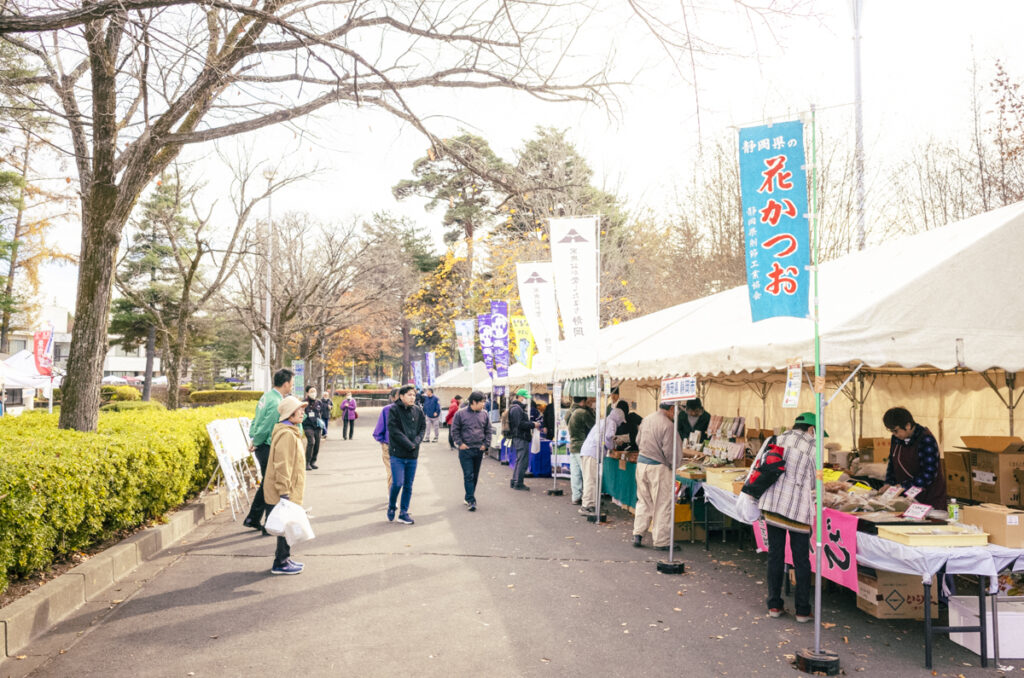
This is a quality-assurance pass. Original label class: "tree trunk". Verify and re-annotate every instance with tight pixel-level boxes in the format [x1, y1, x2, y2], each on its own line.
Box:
[165, 347, 182, 410]
[0, 137, 30, 354]
[142, 324, 156, 401]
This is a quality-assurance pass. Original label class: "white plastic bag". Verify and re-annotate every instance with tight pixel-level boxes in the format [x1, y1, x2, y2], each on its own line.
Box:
[265, 498, 316, 546]
[734, 491, 762, 524]
[530, 428, 541, 455]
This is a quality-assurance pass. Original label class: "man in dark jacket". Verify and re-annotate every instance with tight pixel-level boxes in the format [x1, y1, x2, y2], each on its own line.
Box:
[422, 388, 441, 443]
[507, 388, 539, 490]
[676, 398, 711, 447]
[386, 385, 426, 524]
[567, 397, 596, 504]
[451, 390, 493, 511]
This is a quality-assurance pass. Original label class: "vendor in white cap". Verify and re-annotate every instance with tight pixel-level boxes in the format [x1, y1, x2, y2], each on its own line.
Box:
[264, 395, 308, 575]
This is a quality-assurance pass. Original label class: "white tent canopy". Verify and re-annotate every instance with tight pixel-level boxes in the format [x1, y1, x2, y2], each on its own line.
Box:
[2, 350, 55, 389]
[433, 362, 491, 389]
[603, 202, 1024, 380]
[493, 362, 532, 386]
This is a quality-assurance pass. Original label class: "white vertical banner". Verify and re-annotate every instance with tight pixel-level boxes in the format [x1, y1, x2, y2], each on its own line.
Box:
[516, 262, 560, 358]
[549, 216, 599, 340]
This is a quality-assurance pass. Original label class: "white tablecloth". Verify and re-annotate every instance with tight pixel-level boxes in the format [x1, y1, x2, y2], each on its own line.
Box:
[700, 483, 1024, 585]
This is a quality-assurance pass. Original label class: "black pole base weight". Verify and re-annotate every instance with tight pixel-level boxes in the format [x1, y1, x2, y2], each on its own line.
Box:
[586, 513, 607, 523]
[546, 489, 564, 496]
[795, 649, 840, 676]
[656, 560, 685, 575]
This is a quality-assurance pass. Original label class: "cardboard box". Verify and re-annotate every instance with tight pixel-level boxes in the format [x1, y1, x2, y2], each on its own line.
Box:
[961, 503, 1024, 548]
[944, 450, 973, 501]
[958, 436, 1024, 508]
[855, 570, 937, 619]
[673, 503, 692, 523]
[673, 521, 705, 542]
[948, 595, 1024, 658]
[827, 449, 853, 468]
[858, 437, 891, 464]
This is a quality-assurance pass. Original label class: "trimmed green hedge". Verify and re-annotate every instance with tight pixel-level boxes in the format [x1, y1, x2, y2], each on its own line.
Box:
[99, 401, 167, 412]
[0, 403, 254, 593]
[189, 390, 262, 405]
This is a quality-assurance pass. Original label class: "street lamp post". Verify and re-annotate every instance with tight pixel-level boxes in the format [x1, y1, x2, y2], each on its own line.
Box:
[263, 167, 276, 389]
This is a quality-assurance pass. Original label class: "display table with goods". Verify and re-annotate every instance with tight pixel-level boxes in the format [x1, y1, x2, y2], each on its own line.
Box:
[500, 438, 553, 477]
[699, 481, 1024, 669]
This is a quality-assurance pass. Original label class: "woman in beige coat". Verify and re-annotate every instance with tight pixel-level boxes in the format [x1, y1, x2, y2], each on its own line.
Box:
[264, 395, 307, 575]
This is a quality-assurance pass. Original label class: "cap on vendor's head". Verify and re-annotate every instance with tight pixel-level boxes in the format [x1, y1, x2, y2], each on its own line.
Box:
[610, 386, 620, 395]
[658, 402, 674, 411]
[277, 395, 305, 420]
[685, 398, 703, 411]
[515, 388, 530, 398]
[794, 411, 829, 437]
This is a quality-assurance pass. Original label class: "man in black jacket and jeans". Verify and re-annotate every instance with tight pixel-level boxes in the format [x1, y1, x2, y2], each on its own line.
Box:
[508, 388, 540, 490]
[451, 390, 493, 511]
[386, 385, 426, 524]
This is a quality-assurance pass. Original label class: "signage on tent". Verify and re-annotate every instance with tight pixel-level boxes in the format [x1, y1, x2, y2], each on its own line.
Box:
[515, 262, 560, 358]
[549, 217, 599, 340]
[660, 376, 697, 402]
[738, 120, 811, 322]
[782, 359, 802, 408]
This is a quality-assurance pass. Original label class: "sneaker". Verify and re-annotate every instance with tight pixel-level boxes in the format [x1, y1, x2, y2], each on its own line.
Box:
[306, 465, 314, 470]
[242, 517, 262, 531]
[270, 561, 303, 575]
[397, 513, 415, 525]
[310, 463, 318, 469]
[468, 502, 477, 512]
[286, 558, 304, 568]
[768, 608, 785, 618]
[795, 614, 812, 624]
[578, 506, 595, 515]
[653, 545, 670, 551]
[387, 508, 396, 522]
[632, 534, 643, 548]
[512, 483, 530, 491]
[571, 498, 582, 505]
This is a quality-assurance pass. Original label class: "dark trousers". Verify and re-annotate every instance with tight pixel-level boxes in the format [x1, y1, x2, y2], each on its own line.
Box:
[274, 536, 290, 568]
[511, 438, 530, 485]
[245, 444, 272, 524]
[388, 456, 418, 513]
[342, 418, 354, 440]
[459, 448, 484, 503]
[766, 523, 811, 616]
[304, 426, 321, 466]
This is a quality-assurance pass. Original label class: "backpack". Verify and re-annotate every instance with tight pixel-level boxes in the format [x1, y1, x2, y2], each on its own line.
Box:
[741, 436, 786, 499]
[501, 407, 511, 437]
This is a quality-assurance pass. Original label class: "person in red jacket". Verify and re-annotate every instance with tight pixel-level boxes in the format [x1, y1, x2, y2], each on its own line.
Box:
[445, 395, 463, 449]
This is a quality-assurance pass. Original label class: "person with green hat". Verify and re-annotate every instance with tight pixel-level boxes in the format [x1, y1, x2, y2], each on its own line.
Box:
[507, 388, 540, 490]
[757, 411, 821, 623]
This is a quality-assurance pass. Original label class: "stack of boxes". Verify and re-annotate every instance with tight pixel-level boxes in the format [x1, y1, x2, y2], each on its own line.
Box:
[946, 436, 1024, 508]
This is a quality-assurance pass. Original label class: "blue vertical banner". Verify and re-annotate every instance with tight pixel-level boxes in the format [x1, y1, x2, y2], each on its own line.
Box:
[425, 352, 437, 386]
[477, 313, 494, 377]
[739, 120, 810, 322]
[413, 360, 424, 389]
[489, 300, 510, 379]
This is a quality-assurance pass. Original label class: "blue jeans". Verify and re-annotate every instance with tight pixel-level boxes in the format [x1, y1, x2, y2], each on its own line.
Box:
[569, 452, 583, 501]
[389, 456, 418, 513]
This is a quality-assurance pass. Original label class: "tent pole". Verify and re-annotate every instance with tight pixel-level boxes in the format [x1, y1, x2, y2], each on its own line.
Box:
[811, 103, 826, 659]
[594, 215, 604, 526]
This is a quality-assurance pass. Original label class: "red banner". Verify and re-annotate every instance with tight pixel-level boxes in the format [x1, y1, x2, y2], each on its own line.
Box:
[753, 507, 859, 593]
[33, 329, 53, 376]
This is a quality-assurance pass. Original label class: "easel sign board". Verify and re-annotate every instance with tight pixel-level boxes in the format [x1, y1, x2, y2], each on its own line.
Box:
[206, 421, 242, 491]
[660, 376, 697, 403]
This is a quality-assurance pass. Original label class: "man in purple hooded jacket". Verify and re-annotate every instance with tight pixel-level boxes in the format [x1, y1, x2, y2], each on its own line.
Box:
[373, 388, 399, 491]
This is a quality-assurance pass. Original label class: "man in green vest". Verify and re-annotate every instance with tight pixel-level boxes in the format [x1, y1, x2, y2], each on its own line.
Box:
[243, 368, 295, 532]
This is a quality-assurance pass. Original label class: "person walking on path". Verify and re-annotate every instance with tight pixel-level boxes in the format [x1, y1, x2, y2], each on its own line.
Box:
[632, 402, 684, 550]
[451, 390, 492, 511]
[319, 393, 333, 438]
[445, 395, 463, 449]
[508, 389, 540, 491]
[387, 385, 426, 524]
[243, 368, 294, 533]
[339, 391, 358, 440]
[422, 387, 441, 442]
[264, 395, 308, 575]
[757, 411, 821, 623]
[579, 400, 626, 515]
[302, 385, 327, 470]
[372, 389, 399, 491]
[567, 397, 596, 504]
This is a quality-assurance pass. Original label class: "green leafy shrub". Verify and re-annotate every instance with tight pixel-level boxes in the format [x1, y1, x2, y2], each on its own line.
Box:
[189, 390, 262, 405]
[109, 385, 142, 401]
[99, 401, 167, 412]
[213, 383, 234, 391]
[0, 402, 254, 593]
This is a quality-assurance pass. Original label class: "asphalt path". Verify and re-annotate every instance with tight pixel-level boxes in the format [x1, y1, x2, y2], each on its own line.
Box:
[6, 408, 1008, 678]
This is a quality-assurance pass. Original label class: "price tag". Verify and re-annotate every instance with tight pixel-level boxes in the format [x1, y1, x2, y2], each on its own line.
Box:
[821, 468, 844, 483]
[904, 485, 923, 501]
[850, 482, 873, 493]
[880, 485, 904, 502]
[902, 502, 932, 520]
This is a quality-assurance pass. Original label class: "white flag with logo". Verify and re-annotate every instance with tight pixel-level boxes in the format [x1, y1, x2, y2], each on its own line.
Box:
[549, 216, 599, 340]
[516, 262, 560, 358]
